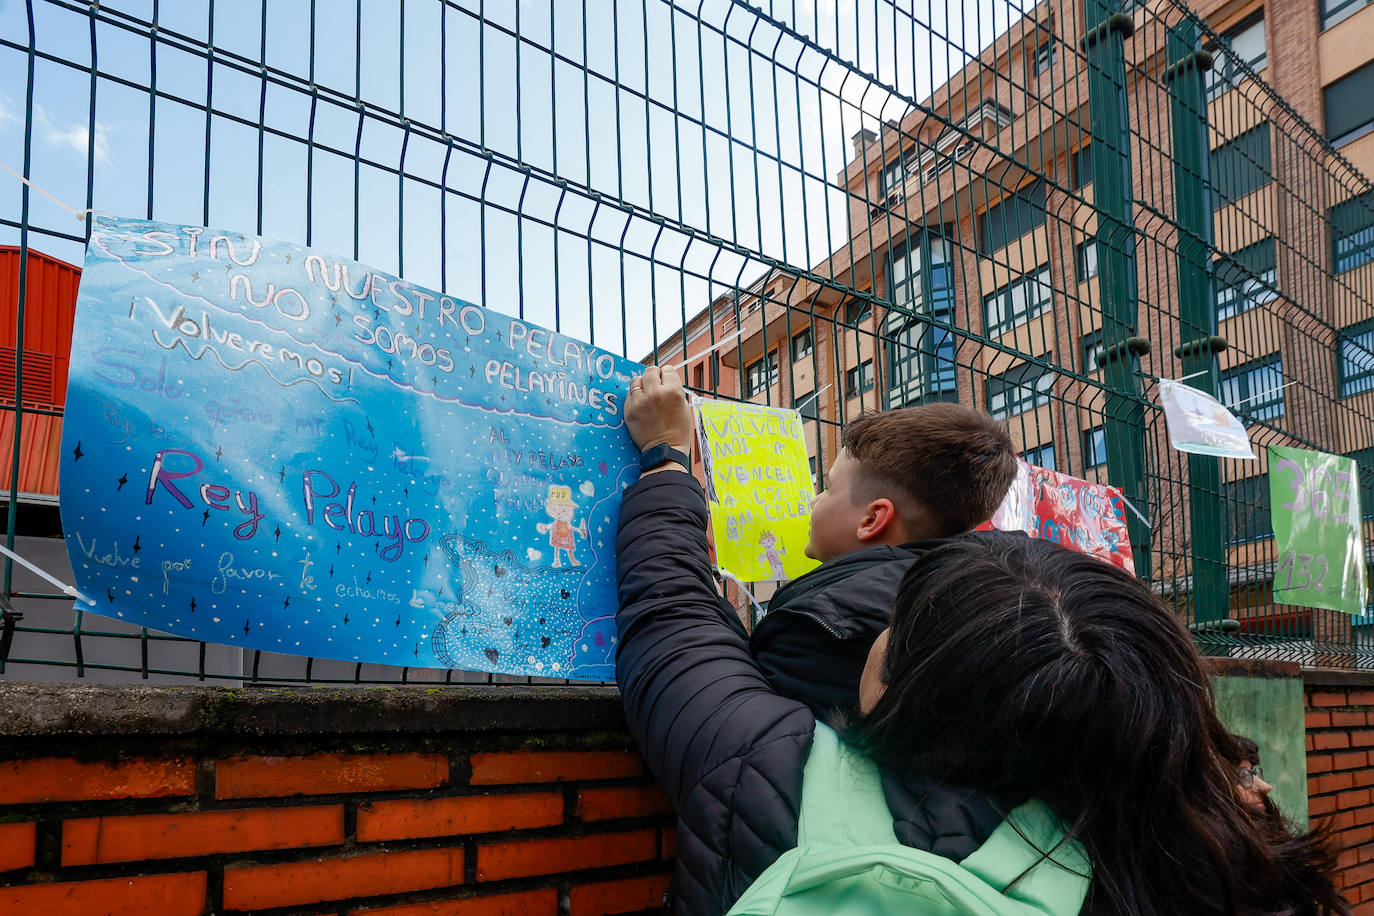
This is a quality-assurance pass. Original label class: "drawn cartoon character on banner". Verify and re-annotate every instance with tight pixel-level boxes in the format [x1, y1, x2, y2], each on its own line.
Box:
[758, 530, 786, 580]
[536, 485, 588, 568]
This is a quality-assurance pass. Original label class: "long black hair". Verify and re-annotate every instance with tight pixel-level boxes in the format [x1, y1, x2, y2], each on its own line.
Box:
[847, 532, 1347, 915]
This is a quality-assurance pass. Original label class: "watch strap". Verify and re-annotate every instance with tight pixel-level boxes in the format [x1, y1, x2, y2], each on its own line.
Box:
[640, 443, 691, 472]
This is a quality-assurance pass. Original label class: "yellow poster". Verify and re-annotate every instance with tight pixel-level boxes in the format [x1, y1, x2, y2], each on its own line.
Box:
[694, 399, 820, 582]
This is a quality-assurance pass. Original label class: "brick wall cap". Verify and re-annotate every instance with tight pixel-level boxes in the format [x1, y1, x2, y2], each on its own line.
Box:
[1206, 658, 1302, 679]
[1303, 669, 1374, 690]
[0, 683, 624, 739]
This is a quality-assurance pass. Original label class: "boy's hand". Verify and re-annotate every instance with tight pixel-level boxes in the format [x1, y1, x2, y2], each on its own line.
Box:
[626, 366, 694, 469]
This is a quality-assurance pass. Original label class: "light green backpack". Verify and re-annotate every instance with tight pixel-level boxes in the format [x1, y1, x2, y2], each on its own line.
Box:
[727, 723, 1091, 916]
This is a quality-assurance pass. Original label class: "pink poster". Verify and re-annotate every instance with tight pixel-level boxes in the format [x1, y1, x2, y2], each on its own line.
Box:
[977, 460, 1135, 574]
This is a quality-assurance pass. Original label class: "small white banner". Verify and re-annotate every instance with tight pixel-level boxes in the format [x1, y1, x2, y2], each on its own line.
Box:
[1158, 377, 1256, 460]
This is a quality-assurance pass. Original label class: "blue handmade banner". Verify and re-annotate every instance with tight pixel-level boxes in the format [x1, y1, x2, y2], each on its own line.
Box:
[59, 216, 641, 680]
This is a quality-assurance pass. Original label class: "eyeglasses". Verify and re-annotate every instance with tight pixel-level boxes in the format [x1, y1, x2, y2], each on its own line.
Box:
[1237, 766, 1264, 788]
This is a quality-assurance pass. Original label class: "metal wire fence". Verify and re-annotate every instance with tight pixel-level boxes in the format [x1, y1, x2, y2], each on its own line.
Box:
[0, 0, 1371, 682]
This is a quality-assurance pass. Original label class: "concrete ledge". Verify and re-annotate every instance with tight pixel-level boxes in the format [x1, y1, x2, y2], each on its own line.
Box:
[1301, 668, 1374, 689]
[1206, 658, 1302, 679]
[0, 682, 626, 738]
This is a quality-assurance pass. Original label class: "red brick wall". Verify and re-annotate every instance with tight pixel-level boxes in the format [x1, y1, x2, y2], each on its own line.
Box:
[1307, 671, 1374, 913]
[0, 685, 673, 916]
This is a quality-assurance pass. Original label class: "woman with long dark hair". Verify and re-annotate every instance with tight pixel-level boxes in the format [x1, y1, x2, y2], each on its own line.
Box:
[616, 366, 1346, 916]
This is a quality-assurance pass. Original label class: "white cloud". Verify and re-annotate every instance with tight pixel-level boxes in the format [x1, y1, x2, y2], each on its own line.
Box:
[34, 104, 112, 168]
[0, 92, 17, 130]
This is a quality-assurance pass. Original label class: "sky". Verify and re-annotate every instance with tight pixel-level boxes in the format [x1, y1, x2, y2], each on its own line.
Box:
[0, 0, 1026, 362]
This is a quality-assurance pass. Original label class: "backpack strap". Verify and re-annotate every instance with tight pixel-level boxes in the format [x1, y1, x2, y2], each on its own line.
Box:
[796, 723, 898, 848]
[961, 799, 1091, 913]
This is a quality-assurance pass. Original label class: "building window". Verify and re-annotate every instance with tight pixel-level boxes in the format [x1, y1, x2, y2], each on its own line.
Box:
[692, 362, 704, 389]
[845, 360, 875, 397]
[844, 298, 873, 326]
[978, 180, 1047, 255]
[1331, 191, 1374, 274]
[793, 392, 820, 420]
[983, 267, 1052, 337]
[1323, 0, 1374, 30]
[1081, 330, 1104, 374]
[745, 352, 778, 397]
[1083, 426, 1108, 469]
[791, 327, 813, 362]
[1325, 61, 1374, 147]
[1219, 355, 1285, 422]
[1076, 240, 1099, 281]
[1022, 442, 1057, 470]
[1339, 320, 1374, 397]
[880, 147, 915, 196]
[1033, 41, 1054, 76]
[1214, 238, 1278, 321]
[1210, 123, 1272, 210]
[886, 232, 958, 406]
[1206, 15, 1267, 98]
[1224, 473, 1272, 544]
[987, 359, 1054, 419]
[1071, 145, 1093, 190]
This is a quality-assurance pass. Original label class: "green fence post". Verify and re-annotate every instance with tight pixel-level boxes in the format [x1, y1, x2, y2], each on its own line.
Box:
[1165, 22, 1229, 626]
[1081, 0, 1151, 578]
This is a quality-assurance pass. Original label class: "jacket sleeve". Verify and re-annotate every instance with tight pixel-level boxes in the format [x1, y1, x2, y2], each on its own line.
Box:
[615, 471, 815, 899]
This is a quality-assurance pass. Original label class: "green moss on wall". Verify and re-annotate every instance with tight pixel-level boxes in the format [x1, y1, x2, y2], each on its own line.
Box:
[1212, 674, 1308, 828]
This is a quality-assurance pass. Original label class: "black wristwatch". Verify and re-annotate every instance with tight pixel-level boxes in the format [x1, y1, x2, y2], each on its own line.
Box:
[639, 443, 691, 472]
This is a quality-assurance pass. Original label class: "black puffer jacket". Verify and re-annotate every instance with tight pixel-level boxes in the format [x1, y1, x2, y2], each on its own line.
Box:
[615, 473, 1018, 916]
[752, 540, 944, 717]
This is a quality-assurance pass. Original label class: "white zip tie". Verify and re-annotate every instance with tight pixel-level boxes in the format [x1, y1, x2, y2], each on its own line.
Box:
[0, 542, 96, 605]
[1116, 493, 1153, 529]
[791, 384, 832, 410]
[717, 566, 769, 622]
[1226, 379, 1296, 410]
[665, 332, 743, 372]
[0, 158, 90, 221]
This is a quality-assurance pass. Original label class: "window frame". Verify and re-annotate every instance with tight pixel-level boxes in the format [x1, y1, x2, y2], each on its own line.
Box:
[790, 326, 814, 362]
[1022, 442, 1057, 471]
[1082, 425, 1108, 469]
[793, 392, 821, 421]
[978, 180, 1048, 255]
[845, 359, 876, 398]
[1219, 354, 1285, 423]
[1324, 61, 1374, 147]
[1209, 123, 1273, 211]
[1338, 320, 1374, 397]
[1322, 0, 1374, 31]
[885, 231, 959, 407]
[1205, 14, 1267, 99]
[1224, 472, 1273, 545]
[1075, 239, 1099, 282]
[982, 266, 1053, 337]
[986, 359, 1054, 419]
[1214, 237, 1279, 321]
[745, 351, 779, 397]
[1331, 191, 1374, 275]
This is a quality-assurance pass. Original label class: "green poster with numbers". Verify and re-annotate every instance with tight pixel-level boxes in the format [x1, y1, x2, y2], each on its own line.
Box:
[1267, 446, 1367, 615]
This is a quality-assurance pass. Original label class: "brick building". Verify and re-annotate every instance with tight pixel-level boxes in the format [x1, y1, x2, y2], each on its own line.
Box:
[654, 0, 1374, 623]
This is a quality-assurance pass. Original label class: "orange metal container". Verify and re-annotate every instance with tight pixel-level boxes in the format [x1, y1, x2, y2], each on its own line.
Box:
[0, 245, 81, 500]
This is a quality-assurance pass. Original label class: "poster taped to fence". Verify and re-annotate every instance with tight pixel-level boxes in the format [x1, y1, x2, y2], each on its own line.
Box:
[694, 399, 820, 582]
[1267, 446, 1367, 615]
[58, 215, 643, 680]
[1158, 377, 1256, 460]
[977, 459, 1135, 573]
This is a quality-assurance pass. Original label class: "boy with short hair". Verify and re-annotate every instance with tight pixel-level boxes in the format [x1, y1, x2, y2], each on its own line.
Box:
[754, 402, 1019, 715]
[624, 367, 1018, 716]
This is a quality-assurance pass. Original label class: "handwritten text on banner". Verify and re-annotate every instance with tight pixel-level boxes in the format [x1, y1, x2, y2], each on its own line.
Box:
[60, 216, 642, 680]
